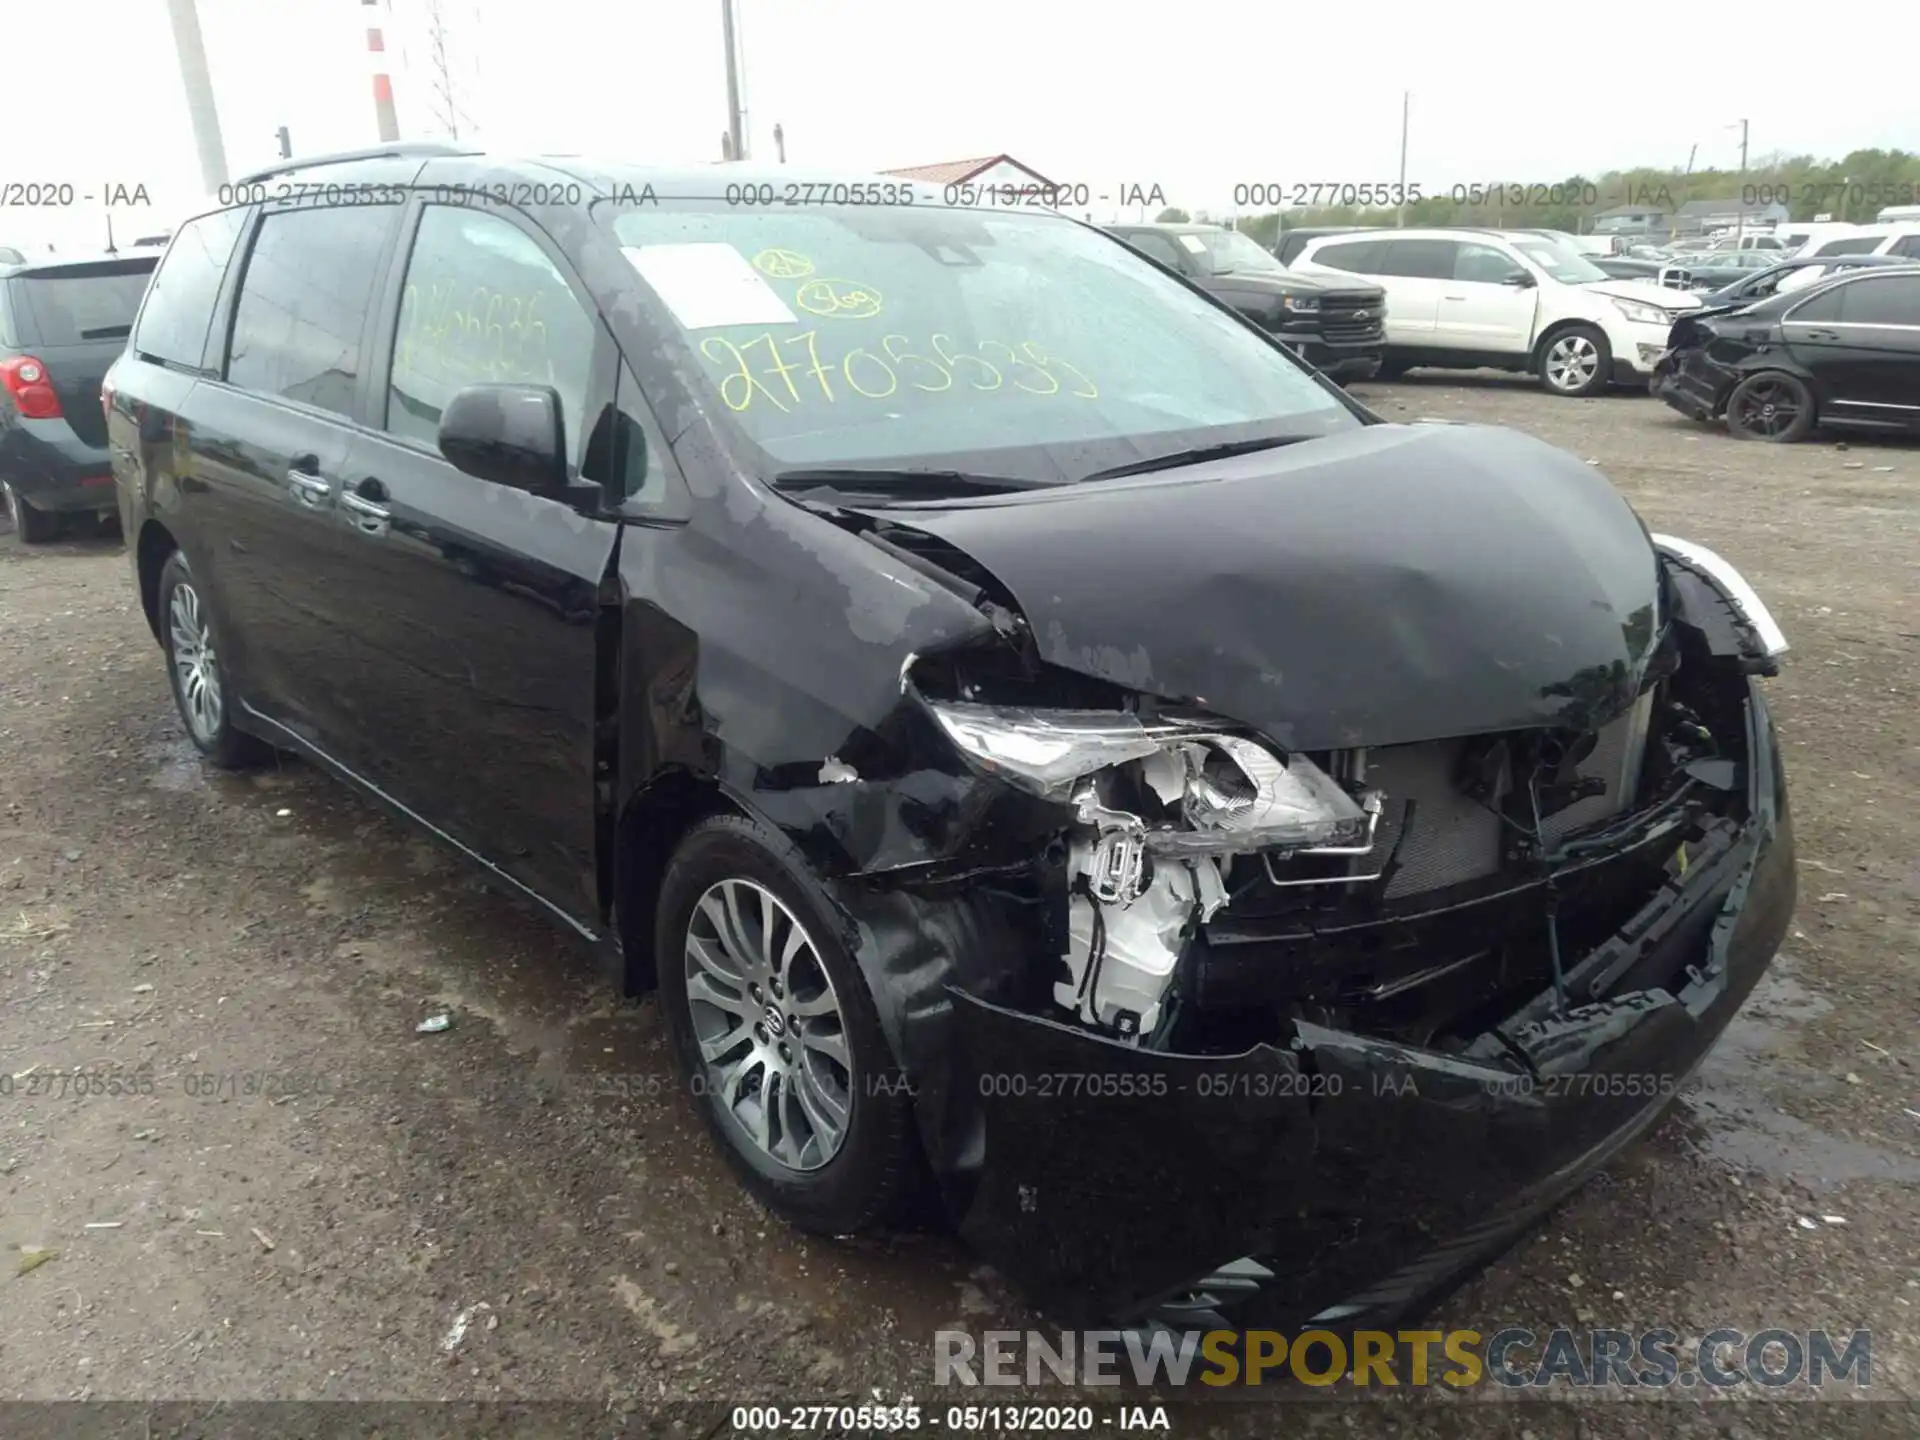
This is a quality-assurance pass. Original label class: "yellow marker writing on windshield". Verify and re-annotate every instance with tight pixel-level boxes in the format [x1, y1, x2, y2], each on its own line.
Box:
[695, 331, 1098, 411]
[795, 278, 883, 319]
[753, 248, 814, 279]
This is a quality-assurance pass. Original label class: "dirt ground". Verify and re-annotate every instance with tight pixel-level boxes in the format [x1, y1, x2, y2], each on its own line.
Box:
[1, 377, 1916, 1438]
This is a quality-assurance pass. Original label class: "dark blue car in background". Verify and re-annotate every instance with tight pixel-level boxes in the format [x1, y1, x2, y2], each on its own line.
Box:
[1, 252, 158, 541]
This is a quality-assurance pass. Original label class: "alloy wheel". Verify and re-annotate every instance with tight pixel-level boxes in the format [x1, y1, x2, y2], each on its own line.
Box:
[168, 581, 224, 742]
[683, 877, 853, 1171]
[1732, 378, 1801, 438]
[1544, 333, 1600, 392]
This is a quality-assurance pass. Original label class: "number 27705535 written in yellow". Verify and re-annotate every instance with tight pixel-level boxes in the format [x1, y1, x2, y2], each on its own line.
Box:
[697, 331, 1099, 412]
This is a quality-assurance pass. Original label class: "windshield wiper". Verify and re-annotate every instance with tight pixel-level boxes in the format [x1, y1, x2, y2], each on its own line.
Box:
[1077, 435, 1312, 484]
[770, 466, 1054, 499]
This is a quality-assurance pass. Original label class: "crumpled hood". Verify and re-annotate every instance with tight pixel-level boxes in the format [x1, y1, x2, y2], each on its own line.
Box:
[879, 424, 1662, 750]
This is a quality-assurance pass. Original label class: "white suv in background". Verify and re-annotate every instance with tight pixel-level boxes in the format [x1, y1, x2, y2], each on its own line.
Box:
[1775, 224, 1920, 293]
[1293, 229, 1702, 396]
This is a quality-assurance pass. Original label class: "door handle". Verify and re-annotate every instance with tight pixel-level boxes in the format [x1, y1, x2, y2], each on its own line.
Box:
[340, 479, 391, 536]
[340, 490, 390, 522]
[1443, 294, 1467, 301]
[1802, 328, 1839, 340]
[287, 469, 333, 507]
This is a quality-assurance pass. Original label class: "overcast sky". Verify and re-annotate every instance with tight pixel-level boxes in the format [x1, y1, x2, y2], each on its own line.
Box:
[10, 0, 1919, 252]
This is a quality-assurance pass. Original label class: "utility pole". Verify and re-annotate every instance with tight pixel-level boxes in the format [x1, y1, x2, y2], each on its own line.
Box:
[276, 126, 293, 159]
[1396, 91, 1410, 227]
[165, 0, 229, 194]
[773, 122, 785, 164]
[363, 0, 400, 144]
[721, 0, 745, 162]
[1734, 118, 1750, 247]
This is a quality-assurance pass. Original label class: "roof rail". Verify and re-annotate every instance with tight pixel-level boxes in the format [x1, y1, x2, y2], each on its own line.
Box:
[233, 142, 474, 187]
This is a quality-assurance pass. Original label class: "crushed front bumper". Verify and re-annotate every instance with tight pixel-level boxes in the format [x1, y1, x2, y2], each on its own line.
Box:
[938, 684, 1794, 1327]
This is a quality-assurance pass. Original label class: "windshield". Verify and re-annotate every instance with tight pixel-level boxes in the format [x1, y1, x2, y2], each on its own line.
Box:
[1512, 240, 1609, 284]
[608, 202, 1354, 484]
[1193, 230, 1286, 275]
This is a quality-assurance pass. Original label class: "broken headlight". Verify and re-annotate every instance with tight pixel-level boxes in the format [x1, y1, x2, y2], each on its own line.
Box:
[925, 703, 1189, 796]
[926, 701, 1371, 853]
[926, 702, 1378, 1040]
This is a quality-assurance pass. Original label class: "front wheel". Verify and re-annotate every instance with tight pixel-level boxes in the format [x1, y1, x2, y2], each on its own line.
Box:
[3, 483, 58, 543]
[1724, 371, 1815, 442]
[158, 550, 270, 769]
[1536, 325, 1613, 397]
[655, 814, 918, 1235]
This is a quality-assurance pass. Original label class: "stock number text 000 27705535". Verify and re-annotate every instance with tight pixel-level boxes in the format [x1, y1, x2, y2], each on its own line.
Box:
[697, 331, 1099, 413]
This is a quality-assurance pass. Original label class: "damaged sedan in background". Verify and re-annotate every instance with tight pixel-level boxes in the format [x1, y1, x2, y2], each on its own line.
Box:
[115, 159, 1797, 1336]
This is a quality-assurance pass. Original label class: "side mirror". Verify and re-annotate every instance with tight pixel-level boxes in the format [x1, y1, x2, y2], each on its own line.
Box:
[1501, 271, 1537, 288]
[437, 384, 568, 498]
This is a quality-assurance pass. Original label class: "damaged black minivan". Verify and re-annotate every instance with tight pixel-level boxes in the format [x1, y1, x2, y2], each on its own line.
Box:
[108, 146, 1795, 1330]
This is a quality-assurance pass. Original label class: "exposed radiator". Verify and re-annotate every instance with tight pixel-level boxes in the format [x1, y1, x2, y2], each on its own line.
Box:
[1351, 698, 1651, 899]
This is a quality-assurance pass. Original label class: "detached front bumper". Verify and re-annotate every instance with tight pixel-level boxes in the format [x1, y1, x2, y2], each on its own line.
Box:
[938, 684, 1794, 1327]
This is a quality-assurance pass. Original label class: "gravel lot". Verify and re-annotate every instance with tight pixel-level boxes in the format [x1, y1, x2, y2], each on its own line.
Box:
[1, 376, 1916, 1436]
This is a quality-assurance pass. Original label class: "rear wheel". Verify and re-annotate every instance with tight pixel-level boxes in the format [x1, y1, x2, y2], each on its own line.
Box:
[1724, 371, 1815, 442]
[158, 550, 270, 769]
[3, 483, 58, 543]
[1536, 324, 1612, 397]
[655, 814, 917, 1236]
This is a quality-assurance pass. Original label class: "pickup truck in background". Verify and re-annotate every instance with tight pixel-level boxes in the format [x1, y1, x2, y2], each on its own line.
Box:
[1104, 222, 1387, 383]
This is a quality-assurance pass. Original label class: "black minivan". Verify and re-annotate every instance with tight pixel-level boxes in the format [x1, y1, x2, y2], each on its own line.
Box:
[108, 144, 1796, 1330]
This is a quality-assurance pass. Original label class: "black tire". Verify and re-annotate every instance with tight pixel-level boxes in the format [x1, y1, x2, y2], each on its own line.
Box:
[1375, 359, 1411, 381]
[1724, 370, 1815, 443]
[157, 550, 270, 769]
[4, 483, 58, 543]
[1535, 323, 1613, 397]
[655, 813, 916, 1236]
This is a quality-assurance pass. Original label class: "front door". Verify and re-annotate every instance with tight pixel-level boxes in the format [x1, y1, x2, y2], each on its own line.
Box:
[320, 199, 623, 927]
[1434, 241, 1540, 351]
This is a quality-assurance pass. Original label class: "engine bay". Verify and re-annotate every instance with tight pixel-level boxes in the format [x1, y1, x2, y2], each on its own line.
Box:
[904, 557, 1753, 1058]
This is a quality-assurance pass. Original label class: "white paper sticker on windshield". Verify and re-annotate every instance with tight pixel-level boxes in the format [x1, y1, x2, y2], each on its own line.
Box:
[1178, 234, 1207, 254]
[621, 244, 798, 329]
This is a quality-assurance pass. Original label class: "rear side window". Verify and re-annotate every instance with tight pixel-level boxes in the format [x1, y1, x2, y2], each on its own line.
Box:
[1379, 239, 1458, 279]
[15, 261, 157, 346]
[1890, 235, 1920, 259]
[1119, 232, 1184, 268]
[1275, 233, 1318, 264]
[1813, 235, 1881, 257]
[134, 208, 248, 368]
[1310, 239, 1385, 273]
[225, 205, 397, 417]
[385, 206, 597, 452]
[1817, 275, 1920, 325]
